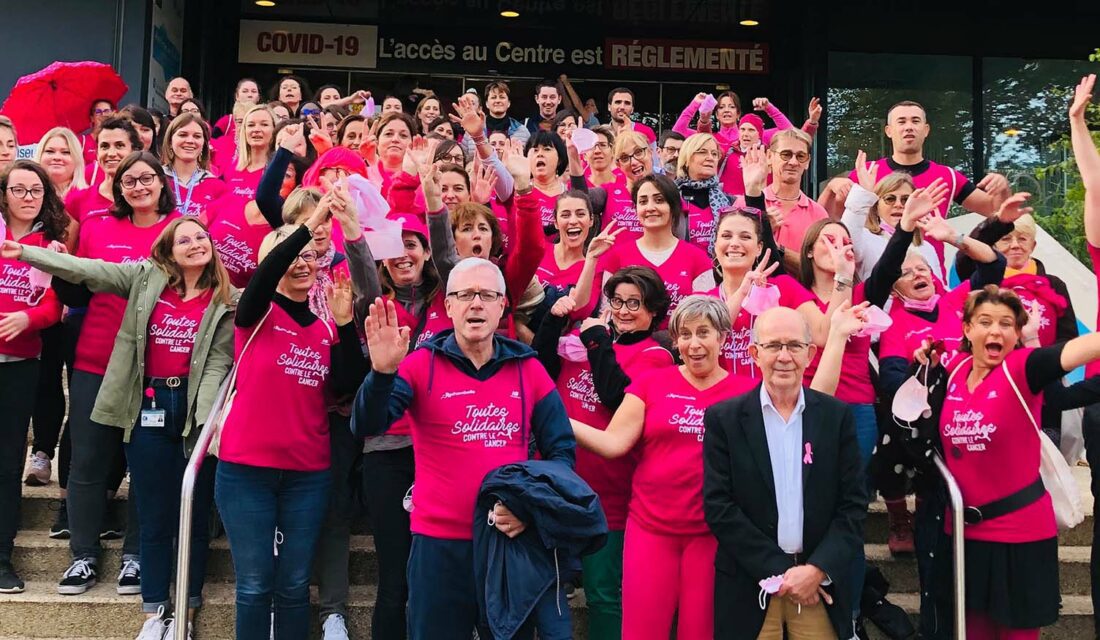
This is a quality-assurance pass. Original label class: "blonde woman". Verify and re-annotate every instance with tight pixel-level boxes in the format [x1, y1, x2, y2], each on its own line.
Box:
[224, 104, 275, 200]
[34, 128, 87, 198]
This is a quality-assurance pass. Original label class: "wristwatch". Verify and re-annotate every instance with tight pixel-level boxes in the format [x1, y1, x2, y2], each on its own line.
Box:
[834, 275, 853, 291]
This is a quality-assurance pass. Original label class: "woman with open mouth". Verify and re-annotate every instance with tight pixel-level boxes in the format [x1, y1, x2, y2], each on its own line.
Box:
[535, 189, 598, 290]
[842, 150, 942, 282]
[604, 130, 653, 244]
[599, 174, 714, 326]
[34, 127, 87, 199]
[532, 265, 673, 639]
[269, 75, 311, 117]
[911, 285, 1100, 640]
[160, 113, 226, 220]
[524, 129, 575, 242]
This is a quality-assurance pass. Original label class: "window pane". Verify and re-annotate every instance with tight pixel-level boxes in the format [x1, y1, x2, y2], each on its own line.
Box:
[826, 52, 973, 186]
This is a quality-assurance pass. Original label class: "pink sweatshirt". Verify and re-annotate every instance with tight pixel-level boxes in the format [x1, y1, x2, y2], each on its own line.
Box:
[218, 303, 336, 471]
[0, 230, 62, 359]
[75, 213, 180, 375]
[627, 366, 755, 535]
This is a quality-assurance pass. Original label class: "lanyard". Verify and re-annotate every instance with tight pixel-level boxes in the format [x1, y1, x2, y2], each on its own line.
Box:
[170, 169, 203, 216]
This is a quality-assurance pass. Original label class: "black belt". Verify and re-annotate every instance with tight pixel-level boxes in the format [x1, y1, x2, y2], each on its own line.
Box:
[145, 376, 186, 389]
[963, 478, 1045, 525]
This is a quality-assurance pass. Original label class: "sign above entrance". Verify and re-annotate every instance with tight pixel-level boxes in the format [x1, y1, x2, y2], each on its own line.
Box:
[238, 20, 378, 68]
[605, 39, 768, 74]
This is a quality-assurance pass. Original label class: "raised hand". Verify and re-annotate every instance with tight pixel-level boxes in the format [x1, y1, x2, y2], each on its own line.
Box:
[830, 300, 870, 339]
[976, 172, 1009, 200]
[995, 191, 1034, 224]
[823, 232, 856, 280]
[807, 97, 822, 125]
[0, 240, 23, 260]
[418, 162, 443, 210]
[1071, 74, 1097, 122]
[745, 248, 780, 286]
[1021, 302, 1042, 345]
[325, 270, 354, 326]
[550, 295, 577, 318]
[364, 297, 411, 374]
[826, 177, 854, 203]
[504, 148, 531, 192]
[579, 308, 612, 334]
[900, 179, 949, 231]
[402, 136, 435, 176]
[586, 221, 624, 259]
[449, 93, 485, 138]
[752, 97, 771, 111]
[914, 211, 956, 243]
[279, 122, 306, 153]
[742, 144, 768, 196]
[471, 163, 498, 204]
[854, 150, 878, 191]
[359, 120, 380, 166]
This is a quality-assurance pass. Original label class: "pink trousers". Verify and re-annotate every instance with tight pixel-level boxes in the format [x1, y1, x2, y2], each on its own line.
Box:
[621, 517, 716, 640]
[966, 611, 1040, 640]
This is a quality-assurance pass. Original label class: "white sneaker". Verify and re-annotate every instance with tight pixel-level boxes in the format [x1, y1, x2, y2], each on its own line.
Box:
[164, 616, 193, 640]
[322, 613, 350, 640]
[24, 451, 51, 486]
[135, 606, 168, 640]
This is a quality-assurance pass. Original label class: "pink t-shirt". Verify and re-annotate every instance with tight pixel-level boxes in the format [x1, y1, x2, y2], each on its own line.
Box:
[535, 250, 585, 289]
[0, 230, 62, 359]
[209, 136, 238, 177]
[167, 173, 228, 220]
[718, 148, 746, 196]
[599, 239, 712, 322]
[584, 167, 626, 188]
[397, 351, 556, 540]
[800, 282, 876, 404]
[558, 335, 673, 530]
[603, 183, 642, 243]
[999, 273, 1066, 348]
[628, 121, 657, 145]
[220, 166, 264, 201]
[75, 213, 180, 375]
[145, 288, 212, 378]
[939, 349, 1056, 543]
[682, 200, 719, 253]
[878, 284, 971, 365]
[530, 186, 559, 244]
[627, 366, 755, 535]
[1087, 243, 1100, 378]
[218, 303, 335, 472]
[207, 195, 272, 288]
[733, 187, 828, 253]
[64, 186, 113, 223]
[702, 275, 814, 379]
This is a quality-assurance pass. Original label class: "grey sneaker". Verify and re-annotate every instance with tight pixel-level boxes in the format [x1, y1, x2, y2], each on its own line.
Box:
[322, 613, 350, 640]
[24, 451, 52, 486]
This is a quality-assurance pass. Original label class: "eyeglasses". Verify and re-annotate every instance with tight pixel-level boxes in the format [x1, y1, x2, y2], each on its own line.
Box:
[174, 231, 210, 247]
[592, 142, 611, 150]
[301, 108, 320, 117]
[692, 149, 721, 159]
[444, 153, 465, 164]
[120, 173, 158, 190]
[777, 150, 811, 164]
[293, 250, 319, 264]
[608, 297, 642, 311]
[754, 341, 809, 355]
[181, 107, 201, 115]
[881, 194, 910, 205]
[615, 148, 648, 165]
[6, 186, 45, 200]
[448, 289, 503, 302]
[320, 167, 349, 180]
[93, 108, 113, 116]
[661, 145, 682, 153]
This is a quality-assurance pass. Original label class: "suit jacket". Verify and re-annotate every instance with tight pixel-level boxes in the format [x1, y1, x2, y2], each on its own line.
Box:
[703, 384, 868, 640]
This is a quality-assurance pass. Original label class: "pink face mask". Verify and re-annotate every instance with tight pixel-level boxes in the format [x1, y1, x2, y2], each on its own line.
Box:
[557, 334, 588, 363]
[27, 267, 52, 289]
[854, 304, 893, 339]
[892, 372, 932, 424]
[742, 283, 780, 316]
[758, 575, 785, 610]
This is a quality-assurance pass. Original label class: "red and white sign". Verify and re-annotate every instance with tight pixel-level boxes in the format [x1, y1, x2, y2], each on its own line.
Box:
[238, 20, 378, 68]
[604, 38, 768, 74]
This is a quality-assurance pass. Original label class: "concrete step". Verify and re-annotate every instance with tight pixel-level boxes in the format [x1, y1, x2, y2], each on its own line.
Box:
[0, 582, 591, 639]
[861, 593, 1096, 639]
[10, 530, 378, 585]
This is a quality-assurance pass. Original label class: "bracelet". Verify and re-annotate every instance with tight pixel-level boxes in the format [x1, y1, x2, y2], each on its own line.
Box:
[472, 134, 488, 146]
[833, 275, 853, 290]
[955, 231, 967, 247]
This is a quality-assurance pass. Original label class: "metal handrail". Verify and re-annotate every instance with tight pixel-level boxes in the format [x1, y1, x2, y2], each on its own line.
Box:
[932, 452, 966, 640]
[173, 377, 232, 639]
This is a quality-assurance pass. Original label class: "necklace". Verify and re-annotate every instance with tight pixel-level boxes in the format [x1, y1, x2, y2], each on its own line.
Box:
[773, 192, 801, 202]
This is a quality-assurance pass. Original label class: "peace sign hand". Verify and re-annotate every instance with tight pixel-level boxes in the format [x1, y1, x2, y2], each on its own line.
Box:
[586, 220, 624, 260]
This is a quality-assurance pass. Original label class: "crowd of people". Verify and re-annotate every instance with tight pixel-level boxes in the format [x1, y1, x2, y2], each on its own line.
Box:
[0, 67, 1098, 640]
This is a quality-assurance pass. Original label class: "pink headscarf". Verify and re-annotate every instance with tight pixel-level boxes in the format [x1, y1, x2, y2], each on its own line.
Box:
[301, 147, 368, 192]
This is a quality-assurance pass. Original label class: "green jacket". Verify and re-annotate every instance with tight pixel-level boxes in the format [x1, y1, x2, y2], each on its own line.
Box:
[22, 246, 238, 444]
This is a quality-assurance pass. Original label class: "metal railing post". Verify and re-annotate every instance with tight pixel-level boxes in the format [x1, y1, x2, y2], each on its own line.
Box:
[932, 453, 966, 640]
[173, 378, 231, 639]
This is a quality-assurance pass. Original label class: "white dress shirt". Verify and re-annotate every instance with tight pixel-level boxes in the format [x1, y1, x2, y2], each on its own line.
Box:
[760, 384, 807, 555]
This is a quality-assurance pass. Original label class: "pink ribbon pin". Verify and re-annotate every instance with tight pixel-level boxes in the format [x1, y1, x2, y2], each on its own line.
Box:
[803, 443, 813, 465]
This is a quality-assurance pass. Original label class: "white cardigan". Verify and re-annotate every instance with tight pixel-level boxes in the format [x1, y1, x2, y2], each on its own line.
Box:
[840, 184, 943, 283]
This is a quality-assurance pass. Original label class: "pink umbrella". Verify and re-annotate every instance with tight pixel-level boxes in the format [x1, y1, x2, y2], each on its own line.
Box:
[0, 61, 128, 145]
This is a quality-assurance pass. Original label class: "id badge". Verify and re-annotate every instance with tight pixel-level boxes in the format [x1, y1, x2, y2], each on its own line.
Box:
[140, 409, 166, 428]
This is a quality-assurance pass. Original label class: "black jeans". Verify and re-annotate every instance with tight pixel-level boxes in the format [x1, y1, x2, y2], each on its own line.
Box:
[0, 359, 41, 562]
[313, 412, 360, 621]
[361, 446, 414, 640]
[1083, 404, 1100, 639]
[67, 370, 138, 561]
[30, 323, 65, 458]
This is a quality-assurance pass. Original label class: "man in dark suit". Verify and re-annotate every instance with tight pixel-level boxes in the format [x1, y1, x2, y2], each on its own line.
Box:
[703, 307, 868, 639]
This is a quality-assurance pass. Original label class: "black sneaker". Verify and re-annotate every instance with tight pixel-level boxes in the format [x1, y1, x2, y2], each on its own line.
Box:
[100, 503, 124, 541]
[49, 499, 70, 539]
[0, 560, 25, 594]
[117, 557, 140, 595]
[58, 557, 97, 595]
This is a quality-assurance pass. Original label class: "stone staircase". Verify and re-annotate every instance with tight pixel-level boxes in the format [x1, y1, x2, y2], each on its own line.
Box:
[1, 464, 1095, 638]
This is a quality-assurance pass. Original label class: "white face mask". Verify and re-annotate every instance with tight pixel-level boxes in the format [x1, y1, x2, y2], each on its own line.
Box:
[892, 369, 932, 424]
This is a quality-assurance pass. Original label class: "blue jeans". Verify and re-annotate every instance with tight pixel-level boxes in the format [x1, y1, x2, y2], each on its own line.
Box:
[849, 402, 878, 619]
[125, 380, 216, 613]
[215, 460, 331, 640]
